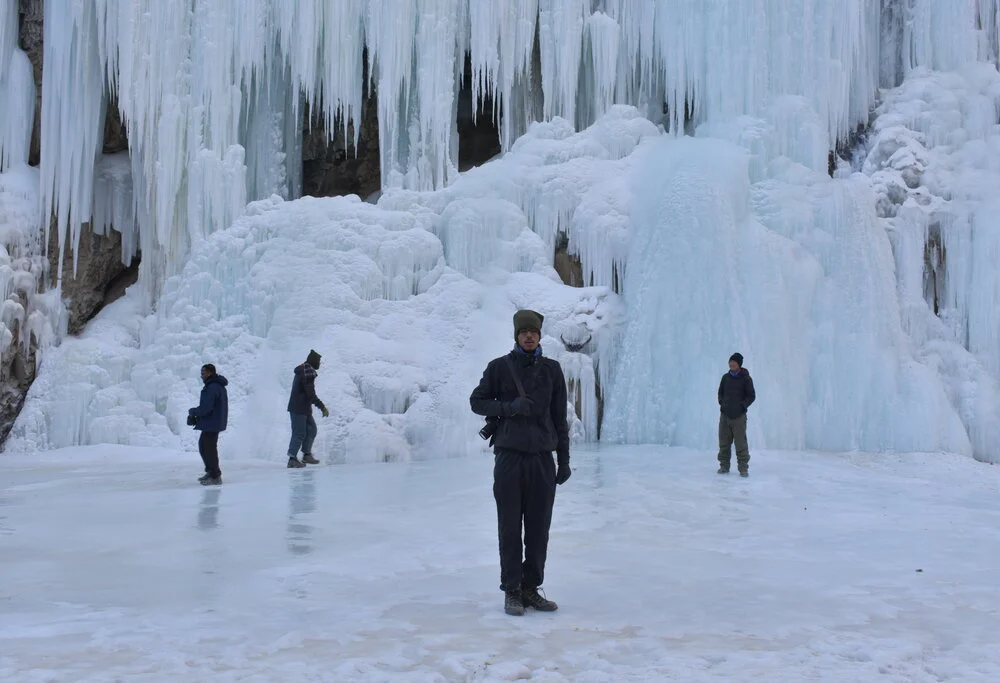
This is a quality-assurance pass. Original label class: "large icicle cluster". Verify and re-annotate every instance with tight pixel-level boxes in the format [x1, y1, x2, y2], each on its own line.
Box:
[42, 0, 1000, 302]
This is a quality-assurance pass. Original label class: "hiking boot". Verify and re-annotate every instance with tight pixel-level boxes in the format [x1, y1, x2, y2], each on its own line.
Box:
[198, 473, 212, 483]
[287, 457, 306, 469]
[504, 590, 525, 616]
[301, 453, 320, 465]
[521, 587, 558, 612]
[739, 469, 749, 478]
[717, 465, 730, 474]
[200, 476, 222, 486]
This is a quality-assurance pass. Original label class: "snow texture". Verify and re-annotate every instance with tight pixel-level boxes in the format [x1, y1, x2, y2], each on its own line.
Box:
[2, 444, 999, 681]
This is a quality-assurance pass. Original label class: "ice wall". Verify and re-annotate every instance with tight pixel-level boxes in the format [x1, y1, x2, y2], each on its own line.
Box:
[601, 135, 971, 455]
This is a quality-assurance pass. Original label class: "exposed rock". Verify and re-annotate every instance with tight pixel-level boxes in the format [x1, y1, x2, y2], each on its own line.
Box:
[103, 97, 129, 155]
[48, 220, 138, 335]
[301, 50, 381, 200]
[553, 234, 584, 288]
[457, 54, 502, 171]
[18, 0, 43, 167]
[0, 311, 38, 445]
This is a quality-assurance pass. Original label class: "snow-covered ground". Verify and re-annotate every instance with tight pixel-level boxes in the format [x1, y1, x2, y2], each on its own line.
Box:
[2, 445, 998, 682]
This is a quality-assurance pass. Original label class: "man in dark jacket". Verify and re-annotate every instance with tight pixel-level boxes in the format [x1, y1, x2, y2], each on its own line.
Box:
[287, 349, 329, 468]
[188, 364, 229, 486]
[718, 352, 756, 477]
[470, 309, 571, 617]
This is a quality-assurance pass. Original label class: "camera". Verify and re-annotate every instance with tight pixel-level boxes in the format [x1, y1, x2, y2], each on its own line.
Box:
[478, 417, 499, 440]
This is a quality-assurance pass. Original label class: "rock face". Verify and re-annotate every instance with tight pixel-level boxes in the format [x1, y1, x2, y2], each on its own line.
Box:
[48, 221, 138, 335]
[18, 0, 43, 167]
[301, 97, 382, 200]
[0, 324, 39, 446]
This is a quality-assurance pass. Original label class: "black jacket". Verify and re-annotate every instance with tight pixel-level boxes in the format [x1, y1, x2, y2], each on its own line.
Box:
[287, 363, 327, 415]
[470, 349, 570, 465]
[189, 374, 229, 432]
[718, 368, 755, 419]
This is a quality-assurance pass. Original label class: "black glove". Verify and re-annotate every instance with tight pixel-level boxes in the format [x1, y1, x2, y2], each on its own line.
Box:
[555, 462, 571, 485]
[186, 414, 197, 427]
[505, 396, 533, 416]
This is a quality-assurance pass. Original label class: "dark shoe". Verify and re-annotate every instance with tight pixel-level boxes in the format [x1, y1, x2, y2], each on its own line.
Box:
[521, 587, 558, 612]
[739, 469, 749, 478]
[287, 457, 306, 469]
[504, 590, 525, 616]
[198, 473, 212, 483]
[200, 476, 222, 486]
[717, 465, 730, 474]
[301, 453, 320, 465]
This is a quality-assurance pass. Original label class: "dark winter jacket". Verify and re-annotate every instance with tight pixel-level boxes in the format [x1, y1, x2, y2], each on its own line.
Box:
[287, 363, 327, 415]
[189, 374, 229, 432]
[469, 349, 570, 465]
[718, 368, 755, 419]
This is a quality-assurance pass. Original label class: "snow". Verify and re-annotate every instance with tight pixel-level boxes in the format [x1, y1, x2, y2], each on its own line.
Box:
[2, 443, 999, 681]
[9, 110, 655, 459]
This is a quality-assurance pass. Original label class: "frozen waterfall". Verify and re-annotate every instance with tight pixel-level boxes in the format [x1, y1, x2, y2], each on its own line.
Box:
[3, 1, 1000, 463]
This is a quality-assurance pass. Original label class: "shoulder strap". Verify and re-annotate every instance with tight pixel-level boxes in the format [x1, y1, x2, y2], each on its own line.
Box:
[503, 355, 527, 399]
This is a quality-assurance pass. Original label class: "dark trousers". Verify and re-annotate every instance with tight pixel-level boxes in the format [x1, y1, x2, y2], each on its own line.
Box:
[718, 413, 750, 470]
[288, 412, 318, 457]
[493, 449, 556, 592]
[199, 431, 221, 477]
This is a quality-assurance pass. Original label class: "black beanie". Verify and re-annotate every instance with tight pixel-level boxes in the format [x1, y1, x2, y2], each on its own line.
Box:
[729, 352, 743, 367]
[513, 309, 544, 339]
[307, 349, 322, 369]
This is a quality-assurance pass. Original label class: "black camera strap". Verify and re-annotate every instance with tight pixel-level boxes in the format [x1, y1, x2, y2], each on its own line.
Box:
[504, 355, 527, 399]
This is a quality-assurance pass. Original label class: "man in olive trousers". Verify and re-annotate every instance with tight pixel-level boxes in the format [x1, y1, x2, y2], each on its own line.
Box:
[718, 352, 755, 477]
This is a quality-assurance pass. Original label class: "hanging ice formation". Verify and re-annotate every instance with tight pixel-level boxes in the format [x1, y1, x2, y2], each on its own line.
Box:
[2, 1, 61, 365]
[36, 0, 997, 300]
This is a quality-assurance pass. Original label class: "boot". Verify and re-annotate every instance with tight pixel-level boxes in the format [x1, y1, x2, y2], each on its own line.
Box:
[287, 456, 306, 469]
[504, 590, 525, 616]
[200, 476, 222, 486]
[301, 453, 320, 465]
[717, 464, 730, 474]
[739, 468, 749, 478]
[521, 587, 558, 612]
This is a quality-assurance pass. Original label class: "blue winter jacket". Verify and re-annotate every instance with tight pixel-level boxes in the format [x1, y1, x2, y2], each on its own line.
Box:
[189, 374, 229, 432]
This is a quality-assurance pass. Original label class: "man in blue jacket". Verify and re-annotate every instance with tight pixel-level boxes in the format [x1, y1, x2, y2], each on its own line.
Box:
[188, 364, 229, 485]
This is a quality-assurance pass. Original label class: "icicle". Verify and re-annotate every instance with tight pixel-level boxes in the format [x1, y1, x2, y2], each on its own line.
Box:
[92, 154, 138, 264]
[366, 0, 418, 188]
[39, 1, 105, 279]
[0, 0, 15, 77]
[0, 49, 35, 173]
[582, 12, 621, 126]
[538, 0, 588, 123]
